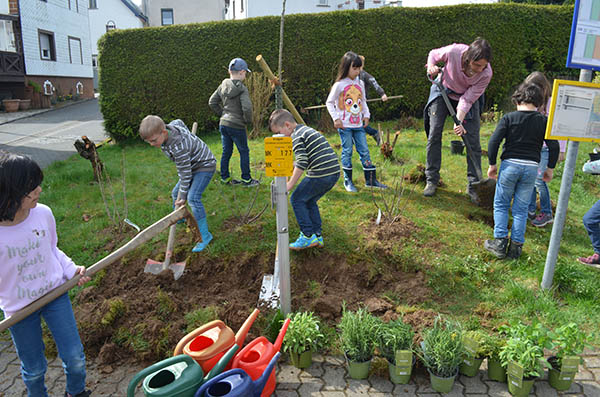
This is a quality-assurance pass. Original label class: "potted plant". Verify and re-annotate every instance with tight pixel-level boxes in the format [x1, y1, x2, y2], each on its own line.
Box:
[338, 306, 380, 379]
[480, 332, 507, 382]
[27, 81, 42, 108]
[459, 330, 486, 377]
[2, 98, 20, 112]
[19, 99, 31, 110]
[419, 316, 463, 393]
[375, 318, 414, 384]
[499, 321, 551, 397]
[547, 323, 587, 391]
[282, 311, 325, 369]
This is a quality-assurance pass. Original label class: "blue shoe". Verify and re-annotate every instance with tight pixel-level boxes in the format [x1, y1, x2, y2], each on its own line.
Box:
[315, 235, 324, 247]
[290, 232, 318, 250]
[192, 218, 213, 252]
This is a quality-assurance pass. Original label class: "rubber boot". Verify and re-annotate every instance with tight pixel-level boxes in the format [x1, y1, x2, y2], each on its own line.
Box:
[364, 169, 388, 189]
[343, 169, 357, 193]
[192, 217, 213, 252]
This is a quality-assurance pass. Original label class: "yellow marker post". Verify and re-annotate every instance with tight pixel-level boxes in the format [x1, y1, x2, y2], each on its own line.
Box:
[264, 136, 294, 177]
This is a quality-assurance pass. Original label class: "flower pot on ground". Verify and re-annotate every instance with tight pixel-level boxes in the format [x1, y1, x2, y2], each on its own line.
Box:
[419, 316, 463, 393]
[18, 99, 31, 111]
[338, 306, 380, 379]
[547, 323, 588, 391]
[459, 330, 487, 377]
[283, 311, 325, 369]
[2, 99, 20, 112]
[375, 318, 414, 384]
[507, 375, 537, 397]
[480, 332, 507, 382]
[487, 357, 507, 382]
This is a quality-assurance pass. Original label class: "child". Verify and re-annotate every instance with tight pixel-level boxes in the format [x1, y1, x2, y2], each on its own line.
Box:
[578, 159, 600, 267]
[484, 82, 560, 259]
[139, 115, 216, 252]
[326, 51, 387, 192]
[208, 57, 259, 187]
[524, 72, 567, 228]
[0, 151, 91, 397]
[358, 55, 388, 146]
[269, 109, 340, 250]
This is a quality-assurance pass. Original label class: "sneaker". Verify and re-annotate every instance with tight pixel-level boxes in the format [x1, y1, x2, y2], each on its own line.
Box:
[506, 240, 523, 259]
[531, 213, 553, 228]
[528, 211, 536, 221]
[423, 182, 436, 197]
[484, 237, 509, 259]
[220, 177, 232, 185]
[241, 178, 260, 187]
[290, 232, 318, 250]
[577, 253, 600, 267]
[315, 235, 324, 247]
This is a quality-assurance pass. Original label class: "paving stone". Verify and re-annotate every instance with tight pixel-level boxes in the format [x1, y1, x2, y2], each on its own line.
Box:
[485, 380, 511, 396]
[575, 369, 594, 381]
[459, 373, 487, 393]
[584, 357, 600, 369]
[580, 380, 600, 396]
[392, 383, 417, 396]
[533, 380, 559, 397]
[320, 392, 346, 397]
[0, 349, 17, 374]
[324, 355, 345, 366]
[346, 378, 371, 395]
[560, 381, 583, 394]
[583, 349, 599, 356]
[444, 381, 465, 397]
[274, 391, 300, 397]
[297, 379, 324, 396]
[591, 368, 600, 381]
[88, 381, 119, 396]
[277, 363, 301, 390]
[116, 366, 143, 395]
[1, 364, 23, 392]
[300, 361, 325, 378]
[414, 394, 441, 397]
[322, 363, 347, 391]
[369, 375, 394, 393]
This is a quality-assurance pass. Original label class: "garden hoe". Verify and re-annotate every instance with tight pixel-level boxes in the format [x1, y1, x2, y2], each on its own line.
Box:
[427, 70, 496, 208]
[145, 193, 186, 280]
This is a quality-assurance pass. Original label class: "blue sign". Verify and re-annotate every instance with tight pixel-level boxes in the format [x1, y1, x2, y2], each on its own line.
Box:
[567, 0, 600, 71]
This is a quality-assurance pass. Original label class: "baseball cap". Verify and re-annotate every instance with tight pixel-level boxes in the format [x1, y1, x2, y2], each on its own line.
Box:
[229, 58, 251, 72]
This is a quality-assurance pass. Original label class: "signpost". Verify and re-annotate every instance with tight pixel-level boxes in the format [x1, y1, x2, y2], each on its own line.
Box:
[567, 0, 600, 71]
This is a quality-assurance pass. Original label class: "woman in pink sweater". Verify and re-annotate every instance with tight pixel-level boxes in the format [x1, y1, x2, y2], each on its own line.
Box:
[0, 152, 91, 397]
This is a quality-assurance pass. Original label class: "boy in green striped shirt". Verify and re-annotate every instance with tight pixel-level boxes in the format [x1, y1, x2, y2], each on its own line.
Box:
[269, 109, 340, 250]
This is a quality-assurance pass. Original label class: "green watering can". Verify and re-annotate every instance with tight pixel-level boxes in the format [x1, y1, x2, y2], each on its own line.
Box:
[127, 345, 239, 397]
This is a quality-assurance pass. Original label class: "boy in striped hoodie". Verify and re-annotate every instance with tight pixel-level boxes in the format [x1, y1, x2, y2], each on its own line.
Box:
[140, 115, 217, 252]
[269, 109, 340, 250]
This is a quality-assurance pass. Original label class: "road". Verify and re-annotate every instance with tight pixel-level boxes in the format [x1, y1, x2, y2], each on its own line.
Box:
[0, 99, 109, 168]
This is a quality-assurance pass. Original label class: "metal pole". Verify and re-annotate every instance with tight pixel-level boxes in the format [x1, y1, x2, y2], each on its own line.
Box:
[274, 173, 291, 314]
[541, 68, 592, 289]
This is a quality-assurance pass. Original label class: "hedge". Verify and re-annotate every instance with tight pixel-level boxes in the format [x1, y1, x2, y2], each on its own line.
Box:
[98, 3, 575, 139]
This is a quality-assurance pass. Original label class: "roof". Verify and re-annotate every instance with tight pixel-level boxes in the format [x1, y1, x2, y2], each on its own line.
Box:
[120, 0, 148, 23]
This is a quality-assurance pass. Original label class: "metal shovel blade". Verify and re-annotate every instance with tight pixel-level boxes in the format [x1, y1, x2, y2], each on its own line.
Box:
[169, 262, 186, 280]
[259, 274, 280, 309]
[144, 258, 167, 275]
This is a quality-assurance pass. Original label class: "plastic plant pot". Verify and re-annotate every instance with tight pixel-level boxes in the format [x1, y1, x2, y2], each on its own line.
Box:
[428, 368, 458, 394]
[346, 358, 371, 380]
[459, 356, 484, 377]
[548, 357, 576, 391]
[289, 350, 312, 369]
[507, 376, 536, 397]
[387, 356, 414, 384]
[487, 358, 507, 382]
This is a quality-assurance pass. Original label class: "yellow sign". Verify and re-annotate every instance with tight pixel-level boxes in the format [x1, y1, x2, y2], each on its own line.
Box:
[264, 136, 294, 177]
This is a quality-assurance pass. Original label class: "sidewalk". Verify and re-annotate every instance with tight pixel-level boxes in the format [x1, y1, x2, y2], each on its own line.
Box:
[1, 332, 599, 396]
[0, 97, 94, 126]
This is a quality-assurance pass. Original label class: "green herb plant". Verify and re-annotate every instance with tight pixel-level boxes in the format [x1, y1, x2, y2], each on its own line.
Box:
[283, 312, 326, 354]
[480, 332, 506, 362]
[548, 323, 588, 369]
[338, 305, 380, 363]
[376, 318, 414, 365]
[419, 316, 464, 378]
[499, 321, 551, 378]
[463, 330, 487, 358]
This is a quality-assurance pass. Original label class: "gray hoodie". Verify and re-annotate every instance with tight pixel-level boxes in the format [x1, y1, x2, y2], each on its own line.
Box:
[208, 78, 253, 130]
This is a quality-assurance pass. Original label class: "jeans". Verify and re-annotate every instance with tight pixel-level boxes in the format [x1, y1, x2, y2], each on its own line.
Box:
[290, 173, 339, 236]
[338, 127, 374, 171]
[425, 96, 482, 186]
[528, 147, 552, 215]
[219, 125, 251, 181]
[364, 124, 379, 137]
[172, 170, 215, 221]
[493, 160, 538, 244]
[583, 199, 600, 254]
[9, 293, 86, 397]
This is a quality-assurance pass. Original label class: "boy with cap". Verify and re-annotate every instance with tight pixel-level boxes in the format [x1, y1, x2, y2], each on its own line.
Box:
[209, 58, 259, 186]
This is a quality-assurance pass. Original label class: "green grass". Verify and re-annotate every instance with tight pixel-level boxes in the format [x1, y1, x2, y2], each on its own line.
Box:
[12, 119, 600, 346]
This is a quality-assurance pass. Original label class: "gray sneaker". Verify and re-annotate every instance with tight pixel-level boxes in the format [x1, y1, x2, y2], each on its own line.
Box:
[484, 237, 509, 259]
[528, 211, 536, 221]
[531, 213, 553, 228]
[423, 182, 437, 197]
[506, 240, 523, 259]
[241, 178, 259, 187]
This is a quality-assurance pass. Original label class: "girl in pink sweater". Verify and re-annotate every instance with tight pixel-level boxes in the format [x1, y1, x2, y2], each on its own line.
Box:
[0, 152, 91, 397]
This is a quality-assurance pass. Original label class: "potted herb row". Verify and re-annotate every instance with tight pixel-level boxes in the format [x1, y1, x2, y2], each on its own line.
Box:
[480, 332, 507, 382]
[547, 323, 587, 391]
[338, 306, 379, 379]
[376, 318, 414, 384]
[282, 311, 325, 369]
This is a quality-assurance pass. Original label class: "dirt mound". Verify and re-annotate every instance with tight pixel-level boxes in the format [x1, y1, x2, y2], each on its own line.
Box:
[74, 216, 436, 367]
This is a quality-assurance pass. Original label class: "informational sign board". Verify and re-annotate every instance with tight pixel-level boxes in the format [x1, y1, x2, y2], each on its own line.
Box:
[546, 79, 600, 142]
[264, 136, 294, 177]
[567, 0, 600, 71]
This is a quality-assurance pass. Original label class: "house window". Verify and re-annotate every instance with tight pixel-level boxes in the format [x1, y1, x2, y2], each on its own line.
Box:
[68, 36, 83, 64]
[38, 30, 56, 61]
[161, 9, 173, 25]
[92, 55, 98, 67]
[318, 0, 328, 5]
[68, 0, 78, 11]
[106, 20, 116, 31]
[358, 0, 365, 9]
[89, 0, 97, 9]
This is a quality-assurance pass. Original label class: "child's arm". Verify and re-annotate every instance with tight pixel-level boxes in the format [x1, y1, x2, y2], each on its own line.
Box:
[486, 116, 508, 178]
[544, 138, 560, 182]
[208, 88, 223, 115]
[240, 86, 253, 125]
[172, 149, 193, 203]
[326, 82, 342, 128]
[361, 70, 386, 100]
[360, 80, 371, 126]
[287, 167, 304, 192]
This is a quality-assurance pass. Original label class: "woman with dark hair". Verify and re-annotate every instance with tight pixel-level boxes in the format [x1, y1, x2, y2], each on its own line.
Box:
[0, 151, 91, 397]
[423, 37, 493, 202]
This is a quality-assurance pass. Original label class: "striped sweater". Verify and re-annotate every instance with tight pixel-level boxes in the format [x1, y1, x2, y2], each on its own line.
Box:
[161, 119, 216, 201]
[292, 125, 340, 178]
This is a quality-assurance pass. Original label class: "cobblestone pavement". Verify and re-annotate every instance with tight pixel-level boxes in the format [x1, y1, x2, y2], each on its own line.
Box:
[1, 335, 599, 396]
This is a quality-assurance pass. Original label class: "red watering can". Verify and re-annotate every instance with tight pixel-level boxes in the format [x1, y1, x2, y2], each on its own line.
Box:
[174, 309, 259, 373]
[194, 352, 281, 397]
[231, 318, 290, 397]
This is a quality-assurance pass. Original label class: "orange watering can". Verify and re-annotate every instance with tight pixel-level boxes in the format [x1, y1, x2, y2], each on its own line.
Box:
[174, 309, 259, 373]
[231, 318, 290, 397]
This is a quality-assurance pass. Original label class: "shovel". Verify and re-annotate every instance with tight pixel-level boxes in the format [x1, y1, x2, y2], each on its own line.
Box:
[427, 70, 496, 207]
[145, 193, 186, 280]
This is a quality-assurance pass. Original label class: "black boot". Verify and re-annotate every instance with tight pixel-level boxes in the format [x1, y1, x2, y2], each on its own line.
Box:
[506, 240, 523, 259]
[343, 169, 357, 192]
[484, 237, 509, 259]
[364, 169, 388, 189]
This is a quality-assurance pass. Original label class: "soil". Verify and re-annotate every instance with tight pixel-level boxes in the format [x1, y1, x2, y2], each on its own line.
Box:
[73, 215, 437, 368]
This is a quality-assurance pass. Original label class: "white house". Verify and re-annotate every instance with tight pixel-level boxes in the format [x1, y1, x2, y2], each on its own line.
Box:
[402, 0, 497, 6]
[141, 0, 225, 27]
[88, 0, 147, 89]
[18, 0, 94, 99]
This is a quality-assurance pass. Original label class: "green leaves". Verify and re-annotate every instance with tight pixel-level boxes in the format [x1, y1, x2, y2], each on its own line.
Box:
[338, 306, 380, 362]
[420, 316, 464, 378]
[376, 318, 414, 364]
[283, 312, 326, 354]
